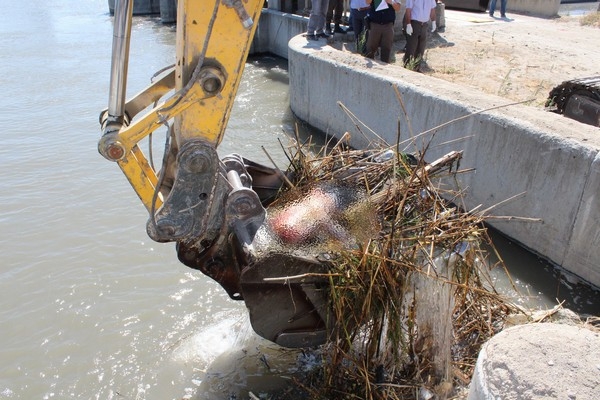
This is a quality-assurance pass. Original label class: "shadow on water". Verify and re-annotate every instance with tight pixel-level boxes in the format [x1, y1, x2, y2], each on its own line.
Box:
[487, 227, 600, 317]
[157, 309, 318, 400]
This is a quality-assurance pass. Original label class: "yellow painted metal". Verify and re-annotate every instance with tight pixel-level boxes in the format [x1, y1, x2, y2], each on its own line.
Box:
[114, 83, 203, 154]
[175, 0, 264, 146]
[121, 68, 175, 120]
[118, 145, 162, 212]
[109, 0, 264, 211]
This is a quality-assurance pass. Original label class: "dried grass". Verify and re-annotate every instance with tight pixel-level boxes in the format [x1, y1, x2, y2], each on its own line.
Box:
[580, 12, 600, 28]
[268, 124, 520, 399]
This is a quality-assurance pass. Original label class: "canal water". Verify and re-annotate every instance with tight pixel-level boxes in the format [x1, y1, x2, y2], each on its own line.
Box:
[1, 1, 598, 400]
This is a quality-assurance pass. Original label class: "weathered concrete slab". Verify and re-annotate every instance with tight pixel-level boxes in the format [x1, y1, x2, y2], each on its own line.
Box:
[468, 323, 600, 400]
[564, 152, 600, 287]
[506, 0, 562, 18]
[252, 9, 308, 59]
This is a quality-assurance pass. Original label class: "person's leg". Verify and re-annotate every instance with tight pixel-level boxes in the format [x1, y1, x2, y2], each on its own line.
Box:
[352, 9, 367, 53]
[351, 9, 359, 41]
[379, 23, 394, 63]
[326, 0, 335, 32]
[316, 0, 330, 34]
[334, 0, 344, 32]
[489, 0, 497, 16]
[366, 23, 383, 59]
[307, 0, 321, 34]
[403, 21, 419, 66]
[500, 0, 507, 17]
[347, 1, 354, 31]
[415, 23, 428, 61]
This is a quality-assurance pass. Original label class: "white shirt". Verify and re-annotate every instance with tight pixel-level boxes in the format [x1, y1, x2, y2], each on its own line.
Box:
[350, 0, 370, 9]
[406, 0, 436, 23]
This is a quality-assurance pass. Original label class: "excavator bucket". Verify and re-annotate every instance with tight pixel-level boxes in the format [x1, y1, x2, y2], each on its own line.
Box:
[178, 177, 376, 348]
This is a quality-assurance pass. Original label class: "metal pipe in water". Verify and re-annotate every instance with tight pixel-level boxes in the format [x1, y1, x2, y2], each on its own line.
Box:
[107, 0, 133, 125]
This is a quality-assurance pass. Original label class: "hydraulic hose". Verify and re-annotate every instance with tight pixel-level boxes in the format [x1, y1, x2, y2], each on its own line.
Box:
[107, 0, 133, 125]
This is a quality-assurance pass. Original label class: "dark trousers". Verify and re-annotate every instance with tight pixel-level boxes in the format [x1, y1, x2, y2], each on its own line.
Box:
[366, 22, 394, 63]
[327, 0, 344, 26]
[351, 8, 368, 42]
[403, 20, 429, 67]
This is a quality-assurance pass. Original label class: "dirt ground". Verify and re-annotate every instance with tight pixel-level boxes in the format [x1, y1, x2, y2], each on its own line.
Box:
[333, 8, 600, 108]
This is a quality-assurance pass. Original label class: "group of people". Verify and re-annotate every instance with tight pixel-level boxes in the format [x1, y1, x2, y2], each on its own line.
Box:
[306, 0, 509, 70]
[306, 0, 437, 69]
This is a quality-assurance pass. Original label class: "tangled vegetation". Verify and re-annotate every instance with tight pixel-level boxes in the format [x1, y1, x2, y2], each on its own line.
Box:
[267, 124, 520, 399]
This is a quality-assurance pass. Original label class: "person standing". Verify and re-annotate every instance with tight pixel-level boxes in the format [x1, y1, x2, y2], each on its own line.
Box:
[489, 0, 508, 18]
[364, 0, 401, 63]
[350, 0, 370, 53]
[306, 0, 332, 41]
[326, 0, 346, 33]
[402, 0, 436, 71]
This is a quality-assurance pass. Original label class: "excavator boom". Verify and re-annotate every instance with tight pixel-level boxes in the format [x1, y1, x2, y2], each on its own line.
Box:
[99, 0, 264, 210]
[98, 0, 334, 348]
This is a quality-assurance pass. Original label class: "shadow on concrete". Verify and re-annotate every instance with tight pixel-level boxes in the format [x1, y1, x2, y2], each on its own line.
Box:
[428, 31, 456, 49]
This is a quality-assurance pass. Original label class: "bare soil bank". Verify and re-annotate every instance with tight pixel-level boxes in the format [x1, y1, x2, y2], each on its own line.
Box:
[334, 10, 600, 108]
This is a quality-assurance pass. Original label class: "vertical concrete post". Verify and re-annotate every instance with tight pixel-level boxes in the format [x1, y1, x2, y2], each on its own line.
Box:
[393, 1, 405, 38]
[108, 0, 160, 15]
[160, 0, 177, 23]
[267, 0, 280, 10]
[299, 0, 312, 14]
[268, 0, 293, 12]
[436, 1, 445, 30]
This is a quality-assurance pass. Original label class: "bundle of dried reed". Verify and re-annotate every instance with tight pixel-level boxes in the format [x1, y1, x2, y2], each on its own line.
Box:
[268, 134, 518, 400]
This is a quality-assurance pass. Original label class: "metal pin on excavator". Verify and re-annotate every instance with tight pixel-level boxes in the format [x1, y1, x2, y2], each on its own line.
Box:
[98, 0, 334, 348]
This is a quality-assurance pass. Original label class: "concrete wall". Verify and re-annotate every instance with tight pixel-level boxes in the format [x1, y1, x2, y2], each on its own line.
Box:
[107, 0, 176, 23]
[287, 34, 600, 288]
[506, 0, 562, 18]
[252, 9, 308, 58]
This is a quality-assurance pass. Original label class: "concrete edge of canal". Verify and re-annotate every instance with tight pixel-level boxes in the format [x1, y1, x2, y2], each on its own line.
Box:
[283, 19, 600, 292]
[253, 8, 600, 291]
[467, 322, 600, 399]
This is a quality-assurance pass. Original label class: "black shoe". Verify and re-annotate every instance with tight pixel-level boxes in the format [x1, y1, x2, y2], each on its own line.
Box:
[306, 34, 318, 41]
[333, 25, 346, 34]
[346, 26, 354, 32]
[316, 32, 331, 39]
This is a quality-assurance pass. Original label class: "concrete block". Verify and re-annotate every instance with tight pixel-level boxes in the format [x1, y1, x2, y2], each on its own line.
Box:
[159, 0, 176, 23]
[506, 0, 561, 18]
[253, 9, 308, 58]
[107, 0, 161, 15]
[456, 116, 596, 267]
[564, 152, 600, 286]
[468, 323, 600, 400]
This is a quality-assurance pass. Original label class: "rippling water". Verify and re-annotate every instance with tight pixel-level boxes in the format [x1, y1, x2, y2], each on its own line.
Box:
[0, 1, 301, 399]
[1, 1, 598, 399]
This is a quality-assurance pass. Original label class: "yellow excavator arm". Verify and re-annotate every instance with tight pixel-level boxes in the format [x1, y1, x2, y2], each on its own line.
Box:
[98, 0, 333, 348]
[99, 0, 263, 210]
